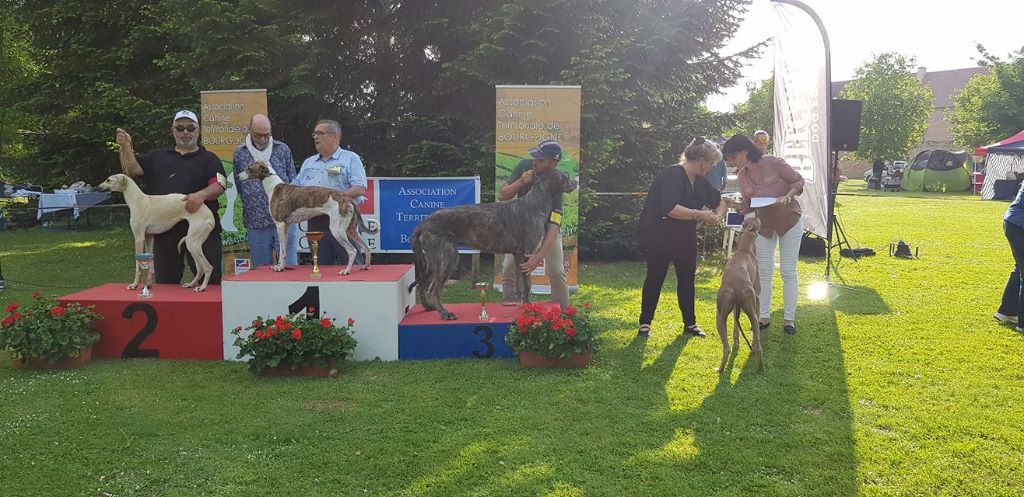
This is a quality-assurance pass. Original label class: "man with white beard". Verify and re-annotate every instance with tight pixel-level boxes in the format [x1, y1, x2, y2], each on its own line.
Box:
[232, 114, 298, 268]
[116, 109, 227, 285]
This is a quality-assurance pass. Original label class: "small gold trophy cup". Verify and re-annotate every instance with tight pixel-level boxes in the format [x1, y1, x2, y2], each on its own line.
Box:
[306, 231, 323, 279]
[475, 282, 490, 321]
[135, 252, 154, 299]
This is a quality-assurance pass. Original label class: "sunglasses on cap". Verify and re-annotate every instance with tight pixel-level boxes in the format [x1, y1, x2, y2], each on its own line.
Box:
[174, 125, 198, 133]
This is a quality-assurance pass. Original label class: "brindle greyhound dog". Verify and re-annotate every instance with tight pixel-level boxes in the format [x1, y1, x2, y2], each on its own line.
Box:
[238, 161, 377, 275]
[715, 217, 764, 373]
[412, 169, 577, 320]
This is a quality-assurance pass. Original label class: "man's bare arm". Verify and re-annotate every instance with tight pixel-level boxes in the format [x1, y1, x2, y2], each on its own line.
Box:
[343, 185, 367, 199]
[182, 183, 225, 214]
[116, 128, 144, 177]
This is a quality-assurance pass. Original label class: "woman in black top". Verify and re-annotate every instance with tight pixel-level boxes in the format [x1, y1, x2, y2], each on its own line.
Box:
[638, 137, 729, 337]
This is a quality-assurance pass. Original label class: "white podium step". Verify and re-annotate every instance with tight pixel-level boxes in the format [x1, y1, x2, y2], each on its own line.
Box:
[221, 264, 415, 361]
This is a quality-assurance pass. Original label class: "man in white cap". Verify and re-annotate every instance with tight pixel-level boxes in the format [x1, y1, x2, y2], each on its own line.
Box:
[232, 114, 299, 268]
[497, 140, 570, 308]
[116, 110, 227, 285]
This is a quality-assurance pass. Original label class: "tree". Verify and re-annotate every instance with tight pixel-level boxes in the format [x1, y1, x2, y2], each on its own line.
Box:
[949, 45, 1024, 149]
[948, 72, 1003, 149]
[0, 7, 41, 182]
[4, 0, 756, 259]
[727, 77, 773, 138]
[839, 53, 933, 161]
[5, 0, 199, 185]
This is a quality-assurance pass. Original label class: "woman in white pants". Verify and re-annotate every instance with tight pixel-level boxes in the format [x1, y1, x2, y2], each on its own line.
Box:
[722, 134, 805, 334]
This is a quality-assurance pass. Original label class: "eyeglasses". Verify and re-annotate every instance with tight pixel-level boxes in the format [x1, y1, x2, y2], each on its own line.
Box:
[174, 125, 198, 133]
[311, 130, 337, 138]
[251, 132, 272, 139]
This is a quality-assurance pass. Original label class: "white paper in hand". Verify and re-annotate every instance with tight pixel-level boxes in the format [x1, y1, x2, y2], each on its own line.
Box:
[750, 197, 777, 209]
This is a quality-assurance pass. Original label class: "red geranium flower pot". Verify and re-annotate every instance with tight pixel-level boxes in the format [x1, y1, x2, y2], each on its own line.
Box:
[14, 345, 94, 370]
[517, 349, 592, 369]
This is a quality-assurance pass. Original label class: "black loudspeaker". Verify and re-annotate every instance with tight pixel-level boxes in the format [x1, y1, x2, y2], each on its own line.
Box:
[832, 99, 862, 151]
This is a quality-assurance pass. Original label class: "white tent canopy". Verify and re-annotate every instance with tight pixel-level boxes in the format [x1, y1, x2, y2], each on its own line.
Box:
[981, 152, 1024, 200]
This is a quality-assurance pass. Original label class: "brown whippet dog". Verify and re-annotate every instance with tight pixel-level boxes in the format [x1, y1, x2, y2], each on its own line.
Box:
[97, 174, 216, 292]
[715, 217, 764, 373]
[238, 161, 376, 275]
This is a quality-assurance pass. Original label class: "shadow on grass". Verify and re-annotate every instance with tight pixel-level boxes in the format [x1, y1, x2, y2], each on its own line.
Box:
[665, 300, 860, 495]
[394, 298, 860, 496]
[830, 284, 891, 315]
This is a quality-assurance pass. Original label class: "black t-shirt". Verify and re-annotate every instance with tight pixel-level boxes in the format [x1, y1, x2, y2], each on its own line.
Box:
[138, 146, 226, 217]
[638, 164, 721, 255]
[506, 158, 562, 216]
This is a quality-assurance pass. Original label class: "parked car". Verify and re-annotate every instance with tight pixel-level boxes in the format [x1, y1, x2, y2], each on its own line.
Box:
[864, 160, 909, 182]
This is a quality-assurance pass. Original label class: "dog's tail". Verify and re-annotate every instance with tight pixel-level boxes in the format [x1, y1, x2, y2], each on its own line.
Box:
[408, 228, 423, 293]
[177, 237, 186, 255]
[353, 207, 378, 234]
[732, 305, 741, 339]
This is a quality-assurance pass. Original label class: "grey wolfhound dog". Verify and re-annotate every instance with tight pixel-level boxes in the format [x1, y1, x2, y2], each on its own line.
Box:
[411, 169, 577, 320]
[715, 217, 764, 373]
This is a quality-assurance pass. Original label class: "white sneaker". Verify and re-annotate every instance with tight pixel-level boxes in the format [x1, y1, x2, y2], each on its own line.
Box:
[994, 312, 1018, 324]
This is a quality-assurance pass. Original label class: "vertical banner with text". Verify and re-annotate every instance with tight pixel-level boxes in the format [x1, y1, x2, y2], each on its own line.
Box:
[200, 89, 268, 234]
[494, 85, 581, 294]
[772, 5, 829, 239]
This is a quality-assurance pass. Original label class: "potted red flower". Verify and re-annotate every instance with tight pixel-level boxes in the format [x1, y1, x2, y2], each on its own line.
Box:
[505, 302, 598, 368]
[0, 292, 102, 369]
[231, 309, 358, 377]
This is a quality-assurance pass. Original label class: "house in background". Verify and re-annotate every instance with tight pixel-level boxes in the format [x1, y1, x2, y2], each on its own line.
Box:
[831, 66, 989, 177]
[912, 66, 990, 154]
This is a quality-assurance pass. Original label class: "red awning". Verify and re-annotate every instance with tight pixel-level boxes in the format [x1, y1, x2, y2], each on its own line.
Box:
[976, 129, 1024, 156]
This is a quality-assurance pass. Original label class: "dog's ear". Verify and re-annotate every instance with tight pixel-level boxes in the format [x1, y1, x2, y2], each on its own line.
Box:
[558, 170, 578, 193]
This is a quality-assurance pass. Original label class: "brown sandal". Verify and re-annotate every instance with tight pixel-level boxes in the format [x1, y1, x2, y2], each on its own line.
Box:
[683, 324, 707, 338]
[637, 324, 651, 337]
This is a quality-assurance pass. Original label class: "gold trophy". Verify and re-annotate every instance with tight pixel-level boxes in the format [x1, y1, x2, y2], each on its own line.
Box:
[135, 252, 154, 299]
[475, 282, 490, 321]
[306, 231, 323, 279]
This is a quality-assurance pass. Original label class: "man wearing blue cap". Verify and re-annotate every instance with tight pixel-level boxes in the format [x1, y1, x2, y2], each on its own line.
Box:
[497, 140, 570, 308]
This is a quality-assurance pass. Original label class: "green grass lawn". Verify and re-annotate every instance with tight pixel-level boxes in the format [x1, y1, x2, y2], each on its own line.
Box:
[1, 181, 1022, 496]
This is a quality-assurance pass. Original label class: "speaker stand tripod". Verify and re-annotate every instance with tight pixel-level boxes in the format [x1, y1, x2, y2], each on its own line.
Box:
[824, 151, 860, 287]
[825, 208, 856, 284]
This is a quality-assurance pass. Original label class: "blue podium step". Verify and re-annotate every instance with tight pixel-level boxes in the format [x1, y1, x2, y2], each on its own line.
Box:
[398, 303, 555, 360]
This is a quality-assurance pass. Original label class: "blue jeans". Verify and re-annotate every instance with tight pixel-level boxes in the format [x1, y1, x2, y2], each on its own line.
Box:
[999, 220, 1024, 318]
[247, 224, 299, 267]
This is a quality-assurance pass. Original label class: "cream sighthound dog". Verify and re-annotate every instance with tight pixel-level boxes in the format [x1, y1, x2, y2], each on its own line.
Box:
[97, 174, 216, 292]
[237, 161, 376, 275]
[715, 217, 764, 373]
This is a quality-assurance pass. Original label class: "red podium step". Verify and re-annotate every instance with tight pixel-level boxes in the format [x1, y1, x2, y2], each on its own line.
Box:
[60, 284, 222, 360]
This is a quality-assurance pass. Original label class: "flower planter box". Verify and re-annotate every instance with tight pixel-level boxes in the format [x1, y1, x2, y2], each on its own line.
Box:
[13, 345, 93, 370]
[517, 349, 592, 369]
[259, 363, 338, 378]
